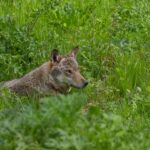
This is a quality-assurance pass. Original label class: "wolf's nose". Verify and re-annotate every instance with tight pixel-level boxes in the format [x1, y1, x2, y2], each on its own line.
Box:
[83, 81, 89, 87]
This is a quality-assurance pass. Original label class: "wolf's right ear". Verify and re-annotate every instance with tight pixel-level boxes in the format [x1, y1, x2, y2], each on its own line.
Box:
[70, 46, 79, 57]
[51, 49, 60, 63]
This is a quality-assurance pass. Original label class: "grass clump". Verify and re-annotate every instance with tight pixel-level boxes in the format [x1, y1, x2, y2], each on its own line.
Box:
[0, 0, 150, 149]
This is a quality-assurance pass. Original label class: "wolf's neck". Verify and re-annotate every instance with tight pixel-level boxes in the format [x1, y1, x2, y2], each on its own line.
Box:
[36, 62, 69, 94]
[45, 75, 69, 94]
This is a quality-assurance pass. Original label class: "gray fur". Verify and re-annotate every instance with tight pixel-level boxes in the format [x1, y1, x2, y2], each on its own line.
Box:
[2, 48, 88, 96]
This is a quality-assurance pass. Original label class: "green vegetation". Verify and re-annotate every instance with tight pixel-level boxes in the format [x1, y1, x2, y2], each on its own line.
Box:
[0, 0, 150, 149]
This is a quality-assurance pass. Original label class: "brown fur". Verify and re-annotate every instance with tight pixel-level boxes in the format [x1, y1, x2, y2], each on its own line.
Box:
[3, 47, 88, 96]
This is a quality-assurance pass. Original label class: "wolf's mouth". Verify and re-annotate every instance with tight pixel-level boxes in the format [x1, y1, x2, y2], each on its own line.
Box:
[71, 81, 89, 89]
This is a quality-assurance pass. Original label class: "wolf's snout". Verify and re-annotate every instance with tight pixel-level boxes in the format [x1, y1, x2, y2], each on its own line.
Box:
[79, 80, 88, 88]
[73, 79, 89, 89]
[83, 80, 88, 87]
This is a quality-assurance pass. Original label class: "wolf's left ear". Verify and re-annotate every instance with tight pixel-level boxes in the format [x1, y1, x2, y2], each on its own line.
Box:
[70, 46, 79, 57]
[51, 49, 60, 63]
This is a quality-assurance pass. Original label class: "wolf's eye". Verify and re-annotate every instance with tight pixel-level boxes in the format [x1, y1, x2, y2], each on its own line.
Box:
[66, 69, 72, 74]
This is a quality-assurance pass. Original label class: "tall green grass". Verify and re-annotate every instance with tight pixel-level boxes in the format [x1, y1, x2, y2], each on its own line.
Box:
[0, 0, 150, 149]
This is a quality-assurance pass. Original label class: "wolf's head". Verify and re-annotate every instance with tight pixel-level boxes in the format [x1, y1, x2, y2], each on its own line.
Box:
[50, 47, 88, 89]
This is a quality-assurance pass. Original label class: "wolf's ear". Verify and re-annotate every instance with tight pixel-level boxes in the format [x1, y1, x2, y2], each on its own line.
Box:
[51, 49, 60, 63]
[70, 46, 79, 57]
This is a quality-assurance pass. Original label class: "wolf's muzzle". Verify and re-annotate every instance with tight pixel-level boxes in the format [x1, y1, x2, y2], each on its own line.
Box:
[82, 80, 89, 88]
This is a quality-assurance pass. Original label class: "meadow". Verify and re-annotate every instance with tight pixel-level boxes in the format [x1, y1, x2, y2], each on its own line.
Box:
[0, 0, 150, 149]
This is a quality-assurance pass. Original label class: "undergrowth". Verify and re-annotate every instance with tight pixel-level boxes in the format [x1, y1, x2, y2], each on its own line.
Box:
[0, 0, 150, 149]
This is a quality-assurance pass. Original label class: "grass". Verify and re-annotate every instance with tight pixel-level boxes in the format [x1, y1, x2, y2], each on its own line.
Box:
[0, 0, 150, 149]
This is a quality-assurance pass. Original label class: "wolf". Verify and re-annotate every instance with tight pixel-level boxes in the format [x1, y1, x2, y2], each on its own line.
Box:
[2, 47, 88, 96]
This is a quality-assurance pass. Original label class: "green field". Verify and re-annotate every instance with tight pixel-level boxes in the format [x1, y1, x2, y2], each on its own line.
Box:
[0, 0, 150, 149]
